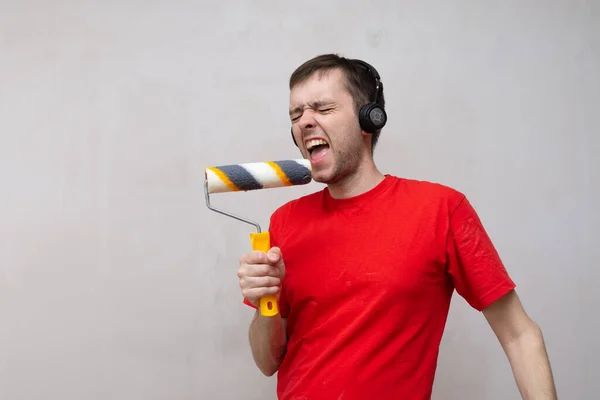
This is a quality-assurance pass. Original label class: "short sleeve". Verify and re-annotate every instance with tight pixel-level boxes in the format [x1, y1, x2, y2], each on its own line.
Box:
[242, 297, 258, 309]
[446, 196, 516, 311]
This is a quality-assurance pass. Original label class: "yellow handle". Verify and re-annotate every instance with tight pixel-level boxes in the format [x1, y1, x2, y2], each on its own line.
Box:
[250, 231, 279, 317]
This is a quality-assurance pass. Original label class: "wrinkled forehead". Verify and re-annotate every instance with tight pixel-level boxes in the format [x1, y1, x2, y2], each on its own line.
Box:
[288, 69, 348, 110]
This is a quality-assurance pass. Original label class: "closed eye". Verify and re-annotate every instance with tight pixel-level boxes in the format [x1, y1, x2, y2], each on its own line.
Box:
[289, 102, 335, 122]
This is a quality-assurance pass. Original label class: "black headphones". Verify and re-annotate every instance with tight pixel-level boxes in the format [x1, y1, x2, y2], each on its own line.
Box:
[290, 58, 387, 147]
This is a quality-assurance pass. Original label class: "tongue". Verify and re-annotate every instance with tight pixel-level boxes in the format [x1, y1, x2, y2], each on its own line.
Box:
[311, 145, 329, 161]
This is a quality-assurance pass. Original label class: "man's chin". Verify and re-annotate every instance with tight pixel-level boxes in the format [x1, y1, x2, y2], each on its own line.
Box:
[311, 169, 340, 185]
[310, 171, 332, 184]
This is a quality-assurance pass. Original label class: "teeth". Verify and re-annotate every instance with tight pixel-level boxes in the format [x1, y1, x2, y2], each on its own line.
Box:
[306, 139, 327, 150]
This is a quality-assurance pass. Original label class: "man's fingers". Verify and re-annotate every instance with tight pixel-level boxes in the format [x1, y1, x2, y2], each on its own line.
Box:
[241, 263, 280, 278]
[267, 247, 286, 277]
[241, 248, 284, 269]
[267, 247, 281, 263]
[242, 275, 281, 289]
[237, 247, 286, 304]
[241, 250, 269, 265]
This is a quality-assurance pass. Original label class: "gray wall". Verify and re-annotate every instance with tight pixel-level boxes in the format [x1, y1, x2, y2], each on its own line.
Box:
[1, 1, 597, 399]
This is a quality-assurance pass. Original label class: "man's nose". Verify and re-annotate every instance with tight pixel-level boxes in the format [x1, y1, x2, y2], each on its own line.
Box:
[298, 111, 317, 131]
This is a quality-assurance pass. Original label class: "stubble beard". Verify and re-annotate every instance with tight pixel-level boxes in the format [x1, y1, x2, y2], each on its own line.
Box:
[319, 133, 364, 186]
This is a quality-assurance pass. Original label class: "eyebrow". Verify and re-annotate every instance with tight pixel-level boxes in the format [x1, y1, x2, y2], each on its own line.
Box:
[289, 99, 335, 116]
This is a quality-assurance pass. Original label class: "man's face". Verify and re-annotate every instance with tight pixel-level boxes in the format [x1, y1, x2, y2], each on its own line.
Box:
[289, 69, 364, 184]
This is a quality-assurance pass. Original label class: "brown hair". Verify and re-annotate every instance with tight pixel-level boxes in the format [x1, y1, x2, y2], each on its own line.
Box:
[289, 53, 386, 150]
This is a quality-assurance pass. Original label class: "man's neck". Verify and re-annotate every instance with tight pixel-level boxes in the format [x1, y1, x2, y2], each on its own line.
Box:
[327, 162, 385, 199]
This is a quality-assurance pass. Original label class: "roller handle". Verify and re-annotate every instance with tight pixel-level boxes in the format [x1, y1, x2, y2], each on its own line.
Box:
[250, 232, 279, 317]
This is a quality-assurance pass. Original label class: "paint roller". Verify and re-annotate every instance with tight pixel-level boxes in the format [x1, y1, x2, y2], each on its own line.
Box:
[204, 159, 312, 316]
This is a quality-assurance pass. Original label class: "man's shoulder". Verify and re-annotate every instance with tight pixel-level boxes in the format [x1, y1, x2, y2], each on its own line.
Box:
[389, 174, 462, 195]
[389, 175, 467, 211]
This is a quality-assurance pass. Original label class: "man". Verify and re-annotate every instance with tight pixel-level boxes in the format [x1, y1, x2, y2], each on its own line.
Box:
[236, 53, 557, 399]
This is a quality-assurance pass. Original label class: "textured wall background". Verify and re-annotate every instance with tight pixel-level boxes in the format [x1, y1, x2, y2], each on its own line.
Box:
[0, 1, 598, 399]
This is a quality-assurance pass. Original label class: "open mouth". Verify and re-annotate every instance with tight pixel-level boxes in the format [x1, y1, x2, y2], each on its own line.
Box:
[306, 139, 330, 160]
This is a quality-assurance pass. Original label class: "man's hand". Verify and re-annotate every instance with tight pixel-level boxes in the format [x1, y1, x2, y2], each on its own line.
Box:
[238, 247, 286, 308]
[240, 247, 288, 376]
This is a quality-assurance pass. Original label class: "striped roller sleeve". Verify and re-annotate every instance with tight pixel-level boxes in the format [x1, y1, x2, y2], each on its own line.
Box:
[205, 159, 312, 194]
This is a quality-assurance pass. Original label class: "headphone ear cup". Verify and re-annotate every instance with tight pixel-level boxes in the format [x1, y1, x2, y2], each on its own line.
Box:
[359, 103, 388, 133]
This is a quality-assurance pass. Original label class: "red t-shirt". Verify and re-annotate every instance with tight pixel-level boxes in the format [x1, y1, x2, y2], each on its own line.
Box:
[245, 175, 515, 400]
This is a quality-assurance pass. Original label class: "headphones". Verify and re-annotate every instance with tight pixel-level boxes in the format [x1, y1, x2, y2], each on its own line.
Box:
[291, 58, 387, 147]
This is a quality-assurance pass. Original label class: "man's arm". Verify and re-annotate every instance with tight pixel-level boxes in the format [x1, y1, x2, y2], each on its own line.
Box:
[238, 246, 288, 376]
[249, 311, 287, 376]
[483, 289, 557, 399]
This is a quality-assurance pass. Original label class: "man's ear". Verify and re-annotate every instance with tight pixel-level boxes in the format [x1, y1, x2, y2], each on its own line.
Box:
[361, 129, 373, 143]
